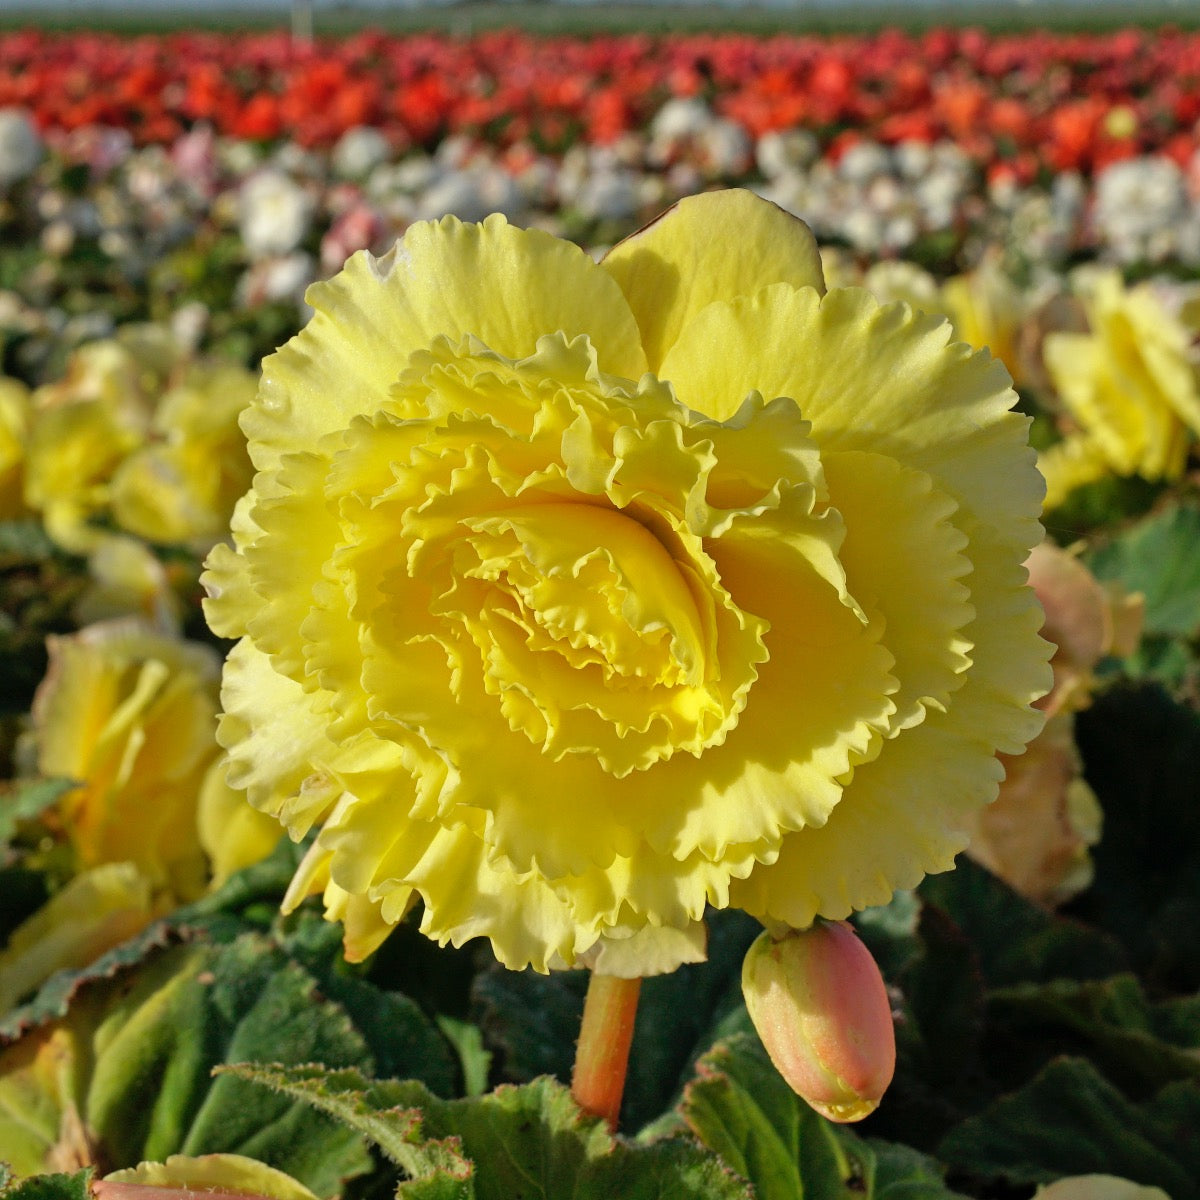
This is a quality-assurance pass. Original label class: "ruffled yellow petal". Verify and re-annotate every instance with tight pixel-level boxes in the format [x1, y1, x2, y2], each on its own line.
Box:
[660, 285, 1043, 560]
[602, 189, 825, 373]
[216, 639, 397, 839]
[245, 216, 649, 472]
[821, 450, 974, 733]
[732, 544, 1048, 925]
[575, 921, 708, 979]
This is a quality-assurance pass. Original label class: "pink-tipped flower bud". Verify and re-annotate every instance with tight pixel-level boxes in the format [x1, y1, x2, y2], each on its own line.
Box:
[741, 920, 896, 1123]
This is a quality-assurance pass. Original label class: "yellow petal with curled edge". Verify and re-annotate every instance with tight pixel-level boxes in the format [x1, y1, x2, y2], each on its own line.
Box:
[732, 546, 1049, 927]
[821, 450, 974, 734]
[245, 215, 649, 472]
[602, 189, 825, 373]
[659, 283, 1043, 560]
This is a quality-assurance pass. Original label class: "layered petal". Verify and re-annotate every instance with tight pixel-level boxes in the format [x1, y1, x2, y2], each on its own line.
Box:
[603, 190, 825, 373]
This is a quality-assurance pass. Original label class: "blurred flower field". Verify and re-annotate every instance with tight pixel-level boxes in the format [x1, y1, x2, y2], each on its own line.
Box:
[3, 21, 1200, 1200]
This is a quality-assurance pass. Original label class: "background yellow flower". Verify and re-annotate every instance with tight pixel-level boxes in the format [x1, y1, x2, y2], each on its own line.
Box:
[205, 190, 1049, 976]
[1040, 269, 1200, 507]
[29, 620, 223, 898]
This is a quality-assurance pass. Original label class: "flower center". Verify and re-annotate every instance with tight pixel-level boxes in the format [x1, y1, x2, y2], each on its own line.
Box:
[341, 332, 770, 779]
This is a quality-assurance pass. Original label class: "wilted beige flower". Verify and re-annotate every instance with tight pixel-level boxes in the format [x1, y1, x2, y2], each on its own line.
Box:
[965, 541, 1142, 906]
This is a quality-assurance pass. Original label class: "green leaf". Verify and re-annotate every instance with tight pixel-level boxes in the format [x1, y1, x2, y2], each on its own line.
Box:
[1085, 502, 1200, 638]
[0, 935, 374, 1192]
[899, 905, 985, 1092]
[0, 1171, 92, 1200]
[469, 965, 583, 1090]
[280, 913, 459, 1098]
[918, 856, 1128, 988]
[436, 1017, 491, 1099]
[865, 901, 989, 1152]
[938, 1058, 1200, 1199]
[0, 920, 181, 1043]
[679, 1031, 868, 1200]
[0, 779, 75, 853]
[0, 521, 60, 561]
[865, 1141, 969, 1199]
[220, 1063, 475, 1185]
[586, 1136, 752, 1200]
[986, 975, 1200, 1098]
[1073, 683, 1200, 991]
[230, 1062, 750, 1200]
[1114, 633, 1199, 695]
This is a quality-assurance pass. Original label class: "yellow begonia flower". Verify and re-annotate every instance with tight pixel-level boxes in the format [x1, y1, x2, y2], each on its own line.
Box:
[73, 534, 183, 633]
[20, 330, 255, 552]
[22, 397, 141, 552]
[22, 337, 162, 553]
[29, 620, 223, 900]
[938, 262, 1028, 389]
[204, 189, 1050, 976]
[1041, 269, 1200, 508]
[0, 375, 31, 518]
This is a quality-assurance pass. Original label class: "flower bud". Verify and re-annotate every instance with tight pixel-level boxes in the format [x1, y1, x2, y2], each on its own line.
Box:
[741, 920, 895, 1122]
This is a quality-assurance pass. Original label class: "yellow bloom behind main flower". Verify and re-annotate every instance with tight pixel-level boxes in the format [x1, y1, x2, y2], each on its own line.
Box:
[1, 622, 282, 1013]
[204, 190, 1049, 976]
[0, 376, 31, 518]
[110, 363, 257, 549]
[1040, 269, 1200, 508]
[19, 330, 256, 552]
[29, 620, 223, 899]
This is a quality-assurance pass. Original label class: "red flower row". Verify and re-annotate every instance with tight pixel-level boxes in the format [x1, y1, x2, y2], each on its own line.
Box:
[2, 26, 1198, 173]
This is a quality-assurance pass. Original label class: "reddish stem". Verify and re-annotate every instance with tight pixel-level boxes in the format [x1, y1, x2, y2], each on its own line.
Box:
[570, 971, 642, 1131]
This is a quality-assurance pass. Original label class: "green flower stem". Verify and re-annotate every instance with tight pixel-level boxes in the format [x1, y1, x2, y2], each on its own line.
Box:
[571, 971, 642, 1130]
